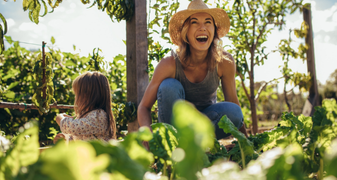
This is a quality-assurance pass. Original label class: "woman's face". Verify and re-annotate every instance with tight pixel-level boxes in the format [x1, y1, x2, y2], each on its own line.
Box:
[186, 12, 215, 52]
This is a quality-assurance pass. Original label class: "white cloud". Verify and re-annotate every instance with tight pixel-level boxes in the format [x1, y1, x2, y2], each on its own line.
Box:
[324, 35, 331, 43]
[314, 42, 337, 83]
[48, 19, 64, 28]
[18, 22, 47, 34]
[54, 7, 66, 13]
[70, 3, 77, 9]
[311, 2, 337, 33]
[5, 18, 16, 29]
[333, 11, 337, 21]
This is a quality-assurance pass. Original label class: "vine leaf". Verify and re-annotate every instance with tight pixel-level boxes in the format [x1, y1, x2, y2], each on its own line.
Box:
[0, 13, 7, 54]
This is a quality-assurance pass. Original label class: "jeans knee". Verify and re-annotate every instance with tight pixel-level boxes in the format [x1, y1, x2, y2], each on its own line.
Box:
[158, 78, 184, 96]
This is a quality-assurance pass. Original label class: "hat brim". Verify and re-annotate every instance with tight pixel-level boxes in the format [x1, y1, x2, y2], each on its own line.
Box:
[169, 8, 230, 45]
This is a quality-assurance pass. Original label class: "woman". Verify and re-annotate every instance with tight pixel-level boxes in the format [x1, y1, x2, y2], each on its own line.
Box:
[138, 0, 248, 139]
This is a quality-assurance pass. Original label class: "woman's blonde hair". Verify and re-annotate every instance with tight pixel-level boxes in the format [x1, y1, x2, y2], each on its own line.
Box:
[72, 71, 116, 139]
[176, 17, 228, 71]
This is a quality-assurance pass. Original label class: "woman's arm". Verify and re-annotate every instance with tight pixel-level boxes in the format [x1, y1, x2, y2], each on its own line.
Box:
[137, 56, 176, 131]
[218, 52, 249, 137]
[218, 52, 240, 106]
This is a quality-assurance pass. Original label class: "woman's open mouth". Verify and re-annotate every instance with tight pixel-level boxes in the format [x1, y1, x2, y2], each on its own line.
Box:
[196, 35, 208, 42]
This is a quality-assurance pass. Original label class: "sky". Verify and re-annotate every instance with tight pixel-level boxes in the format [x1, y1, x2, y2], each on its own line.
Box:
[1, 0, 337, 86]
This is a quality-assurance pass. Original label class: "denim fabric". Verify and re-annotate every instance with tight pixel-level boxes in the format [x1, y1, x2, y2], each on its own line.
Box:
[157, 78, 244, 139]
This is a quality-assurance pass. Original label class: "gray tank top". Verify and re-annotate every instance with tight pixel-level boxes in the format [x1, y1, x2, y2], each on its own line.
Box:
[173, 51, 220, 111]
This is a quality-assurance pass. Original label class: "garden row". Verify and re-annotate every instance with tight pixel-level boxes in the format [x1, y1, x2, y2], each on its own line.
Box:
[0, 99, 336, 180]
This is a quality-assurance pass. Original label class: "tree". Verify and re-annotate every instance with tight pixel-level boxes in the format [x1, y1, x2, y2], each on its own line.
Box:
[222, 0, 304, 134]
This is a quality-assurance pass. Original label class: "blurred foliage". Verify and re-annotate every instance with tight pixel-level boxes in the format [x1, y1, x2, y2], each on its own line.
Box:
[321, 69, 337, 102]
[277, 23, 311, 111]
[0, 99, 337, 180]
[21, 0, 134, 24]
[0, 36, 135, 142]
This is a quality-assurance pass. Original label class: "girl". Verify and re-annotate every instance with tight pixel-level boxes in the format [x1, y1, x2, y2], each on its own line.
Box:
[54, 71, 116, 143]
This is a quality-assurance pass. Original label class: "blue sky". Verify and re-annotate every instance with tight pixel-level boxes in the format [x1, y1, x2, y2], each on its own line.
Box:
[1, 0, 337, 86]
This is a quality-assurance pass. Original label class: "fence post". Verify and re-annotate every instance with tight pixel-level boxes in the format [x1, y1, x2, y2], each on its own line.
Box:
[302, 3, 320, 116]
[126, 0, 148, 133]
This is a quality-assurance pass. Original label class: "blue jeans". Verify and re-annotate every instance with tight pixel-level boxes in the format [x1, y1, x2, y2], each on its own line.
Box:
[157, 78, 244, 139]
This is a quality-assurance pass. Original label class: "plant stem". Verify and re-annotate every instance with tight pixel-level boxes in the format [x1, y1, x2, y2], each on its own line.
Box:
[170, 164, 175, 180]
[163, 160, 167, 177]
[238, 142, 246, 169]
[317, 158, 324, 180]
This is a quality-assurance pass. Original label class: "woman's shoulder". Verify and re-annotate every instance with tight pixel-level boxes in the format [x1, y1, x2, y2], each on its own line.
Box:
[221, 50, 235, 63]
[159, 55, 176, 66]
[218, 50, 236, 77]
[154, 55, 176, 78]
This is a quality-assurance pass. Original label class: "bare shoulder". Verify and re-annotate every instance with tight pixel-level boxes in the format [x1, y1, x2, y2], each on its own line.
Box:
[154, 55, 176, 79]
[218, 50, 235, 77]
[221, 50, 235, 64]
[159, 55, 175, 67]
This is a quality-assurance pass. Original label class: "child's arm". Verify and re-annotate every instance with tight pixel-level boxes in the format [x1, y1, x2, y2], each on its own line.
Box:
[53, 133, 65, 144]
[55, 113, 72, 126]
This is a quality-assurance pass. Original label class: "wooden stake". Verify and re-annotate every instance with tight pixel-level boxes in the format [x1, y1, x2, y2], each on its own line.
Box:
[42, 41, 47, 99]
[302, 3, 320, 116]
[126, 0, 148, 133]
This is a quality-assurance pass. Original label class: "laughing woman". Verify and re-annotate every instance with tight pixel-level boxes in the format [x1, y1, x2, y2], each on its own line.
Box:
[138, 0, 248, 141]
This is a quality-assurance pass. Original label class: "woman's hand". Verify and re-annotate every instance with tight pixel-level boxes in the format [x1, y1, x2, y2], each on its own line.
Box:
[53, 133, 65, 144]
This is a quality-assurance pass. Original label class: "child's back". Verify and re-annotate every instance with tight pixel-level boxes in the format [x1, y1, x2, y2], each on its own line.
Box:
[60, 109, 111, 141]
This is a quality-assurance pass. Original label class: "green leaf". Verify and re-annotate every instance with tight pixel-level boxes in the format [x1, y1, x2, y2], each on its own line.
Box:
[90, 140, 147, 180]
[4, 91, 15, 100]
[121, 130, 154, 169]
[172, 100, 214, 180]
[151, 122, 178, 160]
[39, 141, 109, 180]
[51, 36, 55, 44]
[114, 54, 125, 62]
[65, 60, 77, 67]
[0, 13, 7, 35]
[7, 82, 19, 90]
[40, 0, 48, 17]
[218, 115, 254, 157]
[325, 138, 337, 177]
[4, 36, 13, 44]
[2, 121, 39, 179]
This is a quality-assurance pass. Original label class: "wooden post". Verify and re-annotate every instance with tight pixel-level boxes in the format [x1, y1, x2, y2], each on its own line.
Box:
[42, 41, 47, 99]
[302, 3, 320, 116]
[126, 0, 148, 133]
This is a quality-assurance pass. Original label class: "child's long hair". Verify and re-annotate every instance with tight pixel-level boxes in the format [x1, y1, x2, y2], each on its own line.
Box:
[72, 71, 116, 139]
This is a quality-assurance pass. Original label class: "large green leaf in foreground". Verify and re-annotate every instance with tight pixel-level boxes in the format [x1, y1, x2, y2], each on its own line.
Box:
[0, 121, 39, 180]
[37, 141, 109, 180]
[172, 100, 215, 180]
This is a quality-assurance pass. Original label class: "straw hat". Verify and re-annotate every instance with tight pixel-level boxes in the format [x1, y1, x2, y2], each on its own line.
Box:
[169, 0, 230, 45]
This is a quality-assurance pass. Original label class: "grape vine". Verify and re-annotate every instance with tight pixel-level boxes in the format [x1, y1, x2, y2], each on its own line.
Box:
[32, 43, 55, 115]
